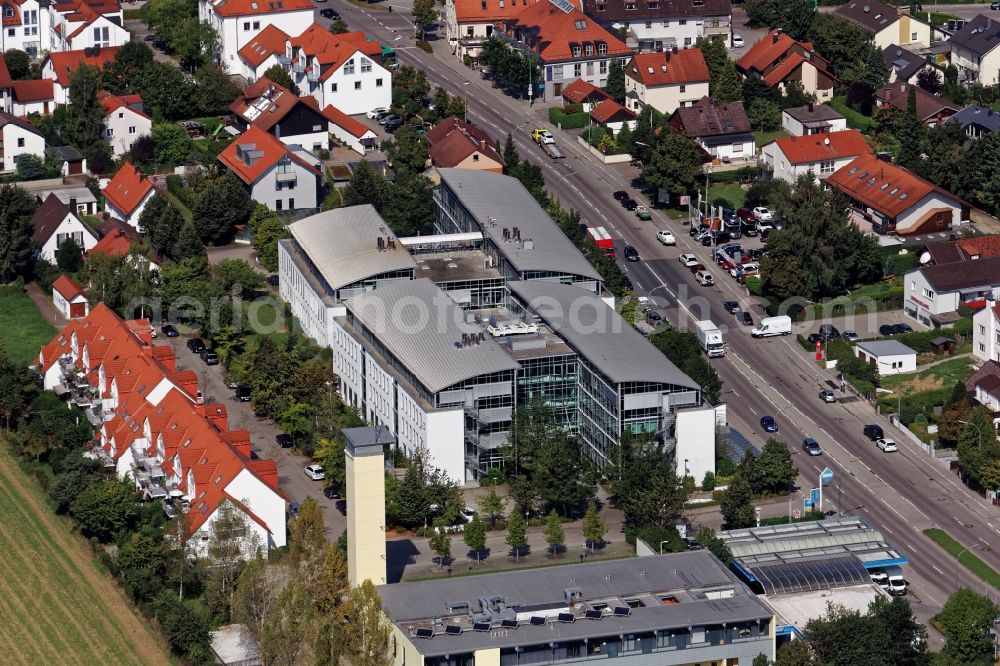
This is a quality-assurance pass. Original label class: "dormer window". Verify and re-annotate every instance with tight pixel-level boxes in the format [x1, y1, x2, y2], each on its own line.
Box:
[598, 41, 607, 55]
[572, 45, 581, 57]
[625, 2, 636, 8]
[585, 44, 593, 56]
[481, 0, 486, 7]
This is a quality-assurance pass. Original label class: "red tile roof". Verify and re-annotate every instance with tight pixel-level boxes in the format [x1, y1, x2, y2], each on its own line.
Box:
[11, 78, 54, 103]
[103, 161, 154, 217]
[237, 24, 290, 68]
[590, 97, 635, 123]
[560, 78, 612, 104]
[957, 235, 1000, 260]
[626, 48, 709, 86]
[218, 124, 319, 185]
[100, 91, 150, 119]
[46, 47, 121, 87]
[453, 0, 543, 23]
[826, 153, 964, 219]
[2, 0, 21, 27]
[0, 53, 13, 88]
[230, 77, 312, 131]
[737, 29, 834, 86]
[502, 1, 632, 63]
[426, 116, 505, 169]
[769, 129, 871, 165]
[88, 224, 135, 258]
[737, 30, 798, 73]
[206, 0, 312, 17]
[290, 25, 382, 81]
[319, 102, 374, 138]
[52, 274, 86, 301]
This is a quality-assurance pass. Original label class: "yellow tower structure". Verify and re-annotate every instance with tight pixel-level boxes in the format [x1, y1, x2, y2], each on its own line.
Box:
[344, 426, 391, 587]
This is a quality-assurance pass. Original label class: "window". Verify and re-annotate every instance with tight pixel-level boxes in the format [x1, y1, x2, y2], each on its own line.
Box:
[683, 36, 692, 45]
[599, 60, 607, 74]
[574, 63, 581, 77]
[276, 200, 283, 211]
[93, 25, 109, 45]
[624, 2, 635, 9]
[354, 81, 361, 90]
[376, 78, 383, 87]
[331, 83, 338, 92]
[467, 26, 475, 37]
[106, 128, 114, 136]
[982, 343, 987, 353]
[645, 21, 652, 28]
[596, 1, 605, 9]
[585, 44, 593, 56]
[289, 198, 294, 209]
[361, 57, 372, 73]
[17, 137, 24, 147]
[344, 58, 355, 75]
[649, 1, 658, 8]
[253, 21, 260, 29]
[820, 160, 834, 174]
[243, 21, 250, 30]
[981, 325, 987, 334]
[923, 289, 934, 299]
[679, 19, 687, 25]
[911, 32, 917, 41]
[473, 153, 480, 161]
[572, 45, 581, 58]
[598, 42, 607, 55]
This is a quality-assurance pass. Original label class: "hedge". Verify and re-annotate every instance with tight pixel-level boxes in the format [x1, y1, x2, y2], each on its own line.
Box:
[549, 107, 590, 129]
[165, 174, 196, 209]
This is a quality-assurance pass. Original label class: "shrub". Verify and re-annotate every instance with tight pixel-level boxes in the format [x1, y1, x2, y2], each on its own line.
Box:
[165, 174, 196, 209]
[702, 470, 716, 491]
[548, 107, 589, 129]
[416, 40, 432, 53]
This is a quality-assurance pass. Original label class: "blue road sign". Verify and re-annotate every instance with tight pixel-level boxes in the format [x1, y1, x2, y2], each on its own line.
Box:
[804, 498, 813, 510]
[810, 487, 821, 508]
[820, 467, 834, 485]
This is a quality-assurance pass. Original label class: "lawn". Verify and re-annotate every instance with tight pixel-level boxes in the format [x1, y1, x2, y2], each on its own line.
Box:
[924, 528, 1000, 591]
[831, 96, 874, 131]
[0, 445, 171, 664]
[752, 130, 789, 147]
[880, 355, 977, 392]
[0, 288, 57, 366]
[708, 182, 745, 208]
[159, 187, 193, 223]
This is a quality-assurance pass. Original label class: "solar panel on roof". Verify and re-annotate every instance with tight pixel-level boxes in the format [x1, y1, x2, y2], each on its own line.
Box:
[415, 628, 433, 639]
[547, 0, 576, 12]
[613, 607, 631, 617]
[473, 622, 491, 632]
[585, 609, 602, 620]
[529, 616, 545, 626]
[501, 619, 518, 629]
[445, 625, 462, 636]
[558, 613, 576, 623]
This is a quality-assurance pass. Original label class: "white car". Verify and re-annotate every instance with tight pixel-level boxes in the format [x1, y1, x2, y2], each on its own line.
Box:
[876, 438, 898, 452]
[679, 253, 699, 267]
[731, 35, 744, 48]
[752, 207, 773, 222]
[656, 230, 676, 246]
[304, 464, 326, 480]
[366, 107, 389, 119]
[637, 296, 652, 310]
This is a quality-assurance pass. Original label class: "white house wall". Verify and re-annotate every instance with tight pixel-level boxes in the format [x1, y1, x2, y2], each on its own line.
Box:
[314, 57, 392, 115]
[103, 108, 152, 158]
[191, 506, 271, 558]
[895, 191, 962, 233]
[278, 240, 336, 348]
[201, 2, 314, 75]
[673, 404, 716, 484]
[226, 468, 288, 548]
[248, 161, 318, 213]
[1, 124, 45, 172]
[37, 212, 99, 262]
[974, 307, 1000, 363]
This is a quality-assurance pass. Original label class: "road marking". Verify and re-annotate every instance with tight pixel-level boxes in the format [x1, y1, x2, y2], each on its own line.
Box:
[747, 406, 757, 415]
[931, 564, 945, 575]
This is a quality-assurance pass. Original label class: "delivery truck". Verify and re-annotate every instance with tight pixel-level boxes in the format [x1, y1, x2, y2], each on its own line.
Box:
[587, 226, 616, 260]
[694, 320, 725, 357]
[751, 315, 792, 338]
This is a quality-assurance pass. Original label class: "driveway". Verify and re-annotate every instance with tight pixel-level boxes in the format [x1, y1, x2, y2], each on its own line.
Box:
[125, 19, 182, 66]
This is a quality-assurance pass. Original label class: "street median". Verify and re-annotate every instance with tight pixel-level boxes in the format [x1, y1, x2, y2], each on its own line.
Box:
[924, 527, 1000, 591]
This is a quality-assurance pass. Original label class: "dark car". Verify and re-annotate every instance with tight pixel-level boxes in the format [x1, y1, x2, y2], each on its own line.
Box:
[807, 333, 825, 345]
[760, 415, 778, 432]
[863, 424, 884, 441]
[613, 190, 628, 202]
[879, 324, 896, 336]
[741, 311, 753, 326]
[623, 246, 640, 262]
[646, 310, 663, 327]
[235, 385, 251, 402]
[802, 437, 823, 456]
[624, 198, 638, 211]
[724, 300, 740, 314]
[162, 324, 179, 337]
[187, 338, 206, 353]
[760, 228, 770, 243]
[723, 245, 744, 258]
[319, 7, 340, 18]
[896, 322, 913, 333]
[384, 120, 404, 133]
[276, 433, 293, 448]
[818, 324, 840, 339]
[993, 0, 1000, 9]
[200, 349, 219, 365]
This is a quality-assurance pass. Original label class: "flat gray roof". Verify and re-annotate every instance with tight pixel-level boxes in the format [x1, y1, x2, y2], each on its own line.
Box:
[287, 205, 417, 293]
[855, 340, 916, 357]
[437, 169, 602, 282]
[508, 281, 699, 389]
[378, 552, 772, 656]
[345, 278, 520, 394]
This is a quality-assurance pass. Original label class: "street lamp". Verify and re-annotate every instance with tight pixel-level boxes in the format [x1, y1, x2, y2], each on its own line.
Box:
[955, 542, 988, 589]
[463, 81, 471, 123]
[659, 540, 671, 555]
[958, 419, 984, 447]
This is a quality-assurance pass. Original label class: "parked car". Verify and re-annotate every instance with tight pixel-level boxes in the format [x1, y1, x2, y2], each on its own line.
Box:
[992, 0, 1000, 10]
[863, 424, 884, 441]
[760, 415, 778, 432]
[876, 438, 898, 452]
[646, 310, 663, 327]
[736, 208, 756, 223]
[695, 270, 714, 286]
[807, 333, 825, 345]
[276, 433, 293, 448]
[724, 300, 740, 314]
[731, 34, 745, 48]
[753, 206, 774, 222]
[367, 107, 389, 119]
[819, 389, 836, 403]
[613, 190, 628, 202]
[162, 324, 179, 337]
[741, 311, 754, 326]
[896, 323, 913, 333]
[186, 338, 206, 353]
[236, 385, 251, 402]
[723, 244, 744, 258]
[304, 464, 326, 481]
[679, 253, 699, 267]
[656, 230, 676, 245]
[378, 113, 401, 126]
[320, 8, 340, 18]
[740, 262, 759, 276]
[842, 330, 860, 341]
[624, 198, 638, 211]
[802, 438, 823, 456]
[623, 245, 640, 262]
[200, 349, 219, 365]
[635, 205, 652, 220]
[818, 324, 840, 339]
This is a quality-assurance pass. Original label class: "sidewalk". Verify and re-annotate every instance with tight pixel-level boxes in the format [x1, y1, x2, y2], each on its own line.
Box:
[26, 283, 68, 331]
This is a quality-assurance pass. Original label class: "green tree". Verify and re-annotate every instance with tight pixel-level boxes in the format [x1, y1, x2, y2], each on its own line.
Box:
[505, 509, 528, 561]
[172, 220, 206, 261]
[641, 129, 704, 202]
[102, 41, 155, 94]
[55, 238, 84, 273]
[581, 501, 606, 554]
[288, 496, 327, 565]
[263, 63, 299, 95]
[83, 247, 158, 316]
[70, 479, 139, 541]
[233, 552, 278, 645]
[411, 0, 436, 38]
[0, 184, 37, 282]
[384, 126, 428, 177]
[344, 580, 391, 666]
[757, 439, 797, 494]
[775, 640, 813, 666]
[476, 486, 506, 527]
[15, 153, 59, 180]
[702, 470, 716, 491]
[278, 402, 311, 448]
[610, 438, 688, 529]
[501, 132, 520, 167]
[720, 474, 756, 528]
[868, 595, 927, 666]
[329, 18, 349, 34]
[463, 514, 487, 564]
[192, 171, 253, 244]
[391, 463, 429, 529]
[312, 542, 350, 620]
[748, 98, 781, 131]
[212, 258, 264, 298]
[115, 531, 166, 602]
[344, 159, 388, 210]
[753, 654, 771, 666]
[204, 502, 255, 618]
[65, 64, 104, 148]
[696, 527, 732, 565]
[713, 61, 744, 103]
[543, 509, 565, 555]
[605, 58, 625, 103]
[957, 406, 1000, 488]
[151, 122, 194, 165]
[251, 216, 288, 272]
[261, 582, 313, 666]
[3, 49, 30, 79]
[895, 86, 924, 170]
[649, 326, 723, 402]
[429, 528, 451, 568]
[135, 61, 195, 120]
[152, 590, 210, 659]
[806, 603, 889, 666]
[159, 257, 224, 331]
[808, 14, 873, 84]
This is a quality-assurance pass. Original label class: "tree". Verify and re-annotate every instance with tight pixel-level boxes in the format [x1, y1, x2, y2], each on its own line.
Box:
[543, 509, 565, 555]
[505, 509, 528, 561]
[204, 502, 256, 618]
[193, 63, 242, 115]
[610, 438, 688, 529]
[213, 258, 265, 298]
[390, 463, 430, 529]
[151, 122, 194, 165]
[116, 532, 167, 602]
[463, 514, 487, 564]
[55, 238, 84, 273]
[192, 171, 253, 244]
[895, 87, 924, 170]
[102, 41, 155, 94]
[312, 543, 350, 620]
[329, 18, 349, 34]
[15, 153, 59, 180]
[70, 479, 139, 541]
[916, 67, 942, 95]
[83, 247, 157, 316]
[288, 497, 327, 564]
[937, 588, 999, 664]
[261, 582, 313, 666]
[3, 49, 30, 79]
[713, 61, 744, 103]
[251, 216, 288, 272]
[957, 406, 1000, 489]
[757, 439, 797, 494]
[411, 0, 436, 38]
[65, 64, 105, 149]
[344, 580, 390, 666]
[581, 501, 606, 554]
[867, 595, 927, 666]
[344, 159, 388, 210]
[748, 98, 781, 131]
[263, 64, 299, 95]
[428, 527, 451, 569]
[605, 59, 625, 103]
[172, 220, 205, 261]
[702, 470, 716, 491]
[233, 552, 279, 645]
[753, 654, 771, 666]
[808, 14, 873, 85]
[160, 256, 224, 331]
[501, 133, 519, 168]
[476, 487, 507, 528]
[383, 126, 428, 177]
[641, 129, 705, 202]
[696, 527, 732, 565]
[152, 590, 210, 659]
[720, 474, 756, 528]
[0, 184, 37, 282]
[135, 61, 195, 120]
[774, 640, 813, 666]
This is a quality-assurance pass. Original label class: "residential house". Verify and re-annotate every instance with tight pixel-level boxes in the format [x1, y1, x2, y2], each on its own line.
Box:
[579, 0, 732, 52]
[926, 236, 1000, 266]
[11, 78, 53, 115]
[100, 91, 151, 158]
[31, 192, 100, 263]
[623, 46, 710, 115]
[973, 305, 1000, 363]
[781, 103, 846, 136]
[37, 304, 288, 554]
[827, 153, 968, 236]
[52, 274, 89, 318]
[236, 23, 289, 83]
[41, 46, 120, 104]
[883, 44, 939, 85]
[736, 29, 836, 102]
[198, 0, 313, 74]
[319, 103, 377, 154]
[1, 0, 48, 59]
[875, 82, 959, 127]
[425, 116, 505, 173]
[559, 77, 611, 112]
[854, 339, 917, 375]
[445, 0, 543, 60]
[0, 110, 45, 171]
[284, 25, 390, 115]
[87, 220, 160, 272]
[102, 160, 155, 227]
[904, 257, 1000, 326]
[669, 96, 754, 162]
[948, 14, 1000, 86]
[47, 0, 128, 52]
[589, 97, 635, 135]
[217, 124, 322, 214]
[39, 185, 98, 216]
[49, 144, 86, 175]
[231, 77, 330, 152]
[498, 0, 634, 102]
[965, 361, 1000, 427]
[833, 0, 931, 50]
[945, 104, 1000, 139]
[760, 129, 871, 183]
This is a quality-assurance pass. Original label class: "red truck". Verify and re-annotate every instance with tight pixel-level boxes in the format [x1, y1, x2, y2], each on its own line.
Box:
[587, 226, 616, 260]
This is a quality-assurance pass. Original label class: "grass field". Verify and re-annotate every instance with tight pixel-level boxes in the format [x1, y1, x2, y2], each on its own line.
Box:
[880, 355, 977, 392]
[0, 288, 57, 366]
[0, 446, 172, 665]
[831, 96, 874, 131]
[708, 182, 746, 208]
[924, 528, 1000, 591]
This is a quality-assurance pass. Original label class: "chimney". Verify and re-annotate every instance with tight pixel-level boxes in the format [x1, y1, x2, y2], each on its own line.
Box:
[69, 197, 77, 210]
[480, 139, 487, 151]
[808, 102, 814, 112]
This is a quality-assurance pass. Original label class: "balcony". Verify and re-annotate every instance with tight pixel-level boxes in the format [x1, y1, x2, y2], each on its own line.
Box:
[277, 55, 290, 66]
[275, 170, 297, 184]
[306, 71, 320, 83]
[292, 62, 306, 74]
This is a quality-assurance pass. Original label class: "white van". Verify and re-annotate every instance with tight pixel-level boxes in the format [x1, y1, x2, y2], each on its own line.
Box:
[751, 315, 792, 338]
[887, 567, 907, 596]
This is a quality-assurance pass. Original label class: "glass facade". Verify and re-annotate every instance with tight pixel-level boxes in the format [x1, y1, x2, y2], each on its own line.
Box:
[438, 277, 507, 310]
[516, 354, 579, 430]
